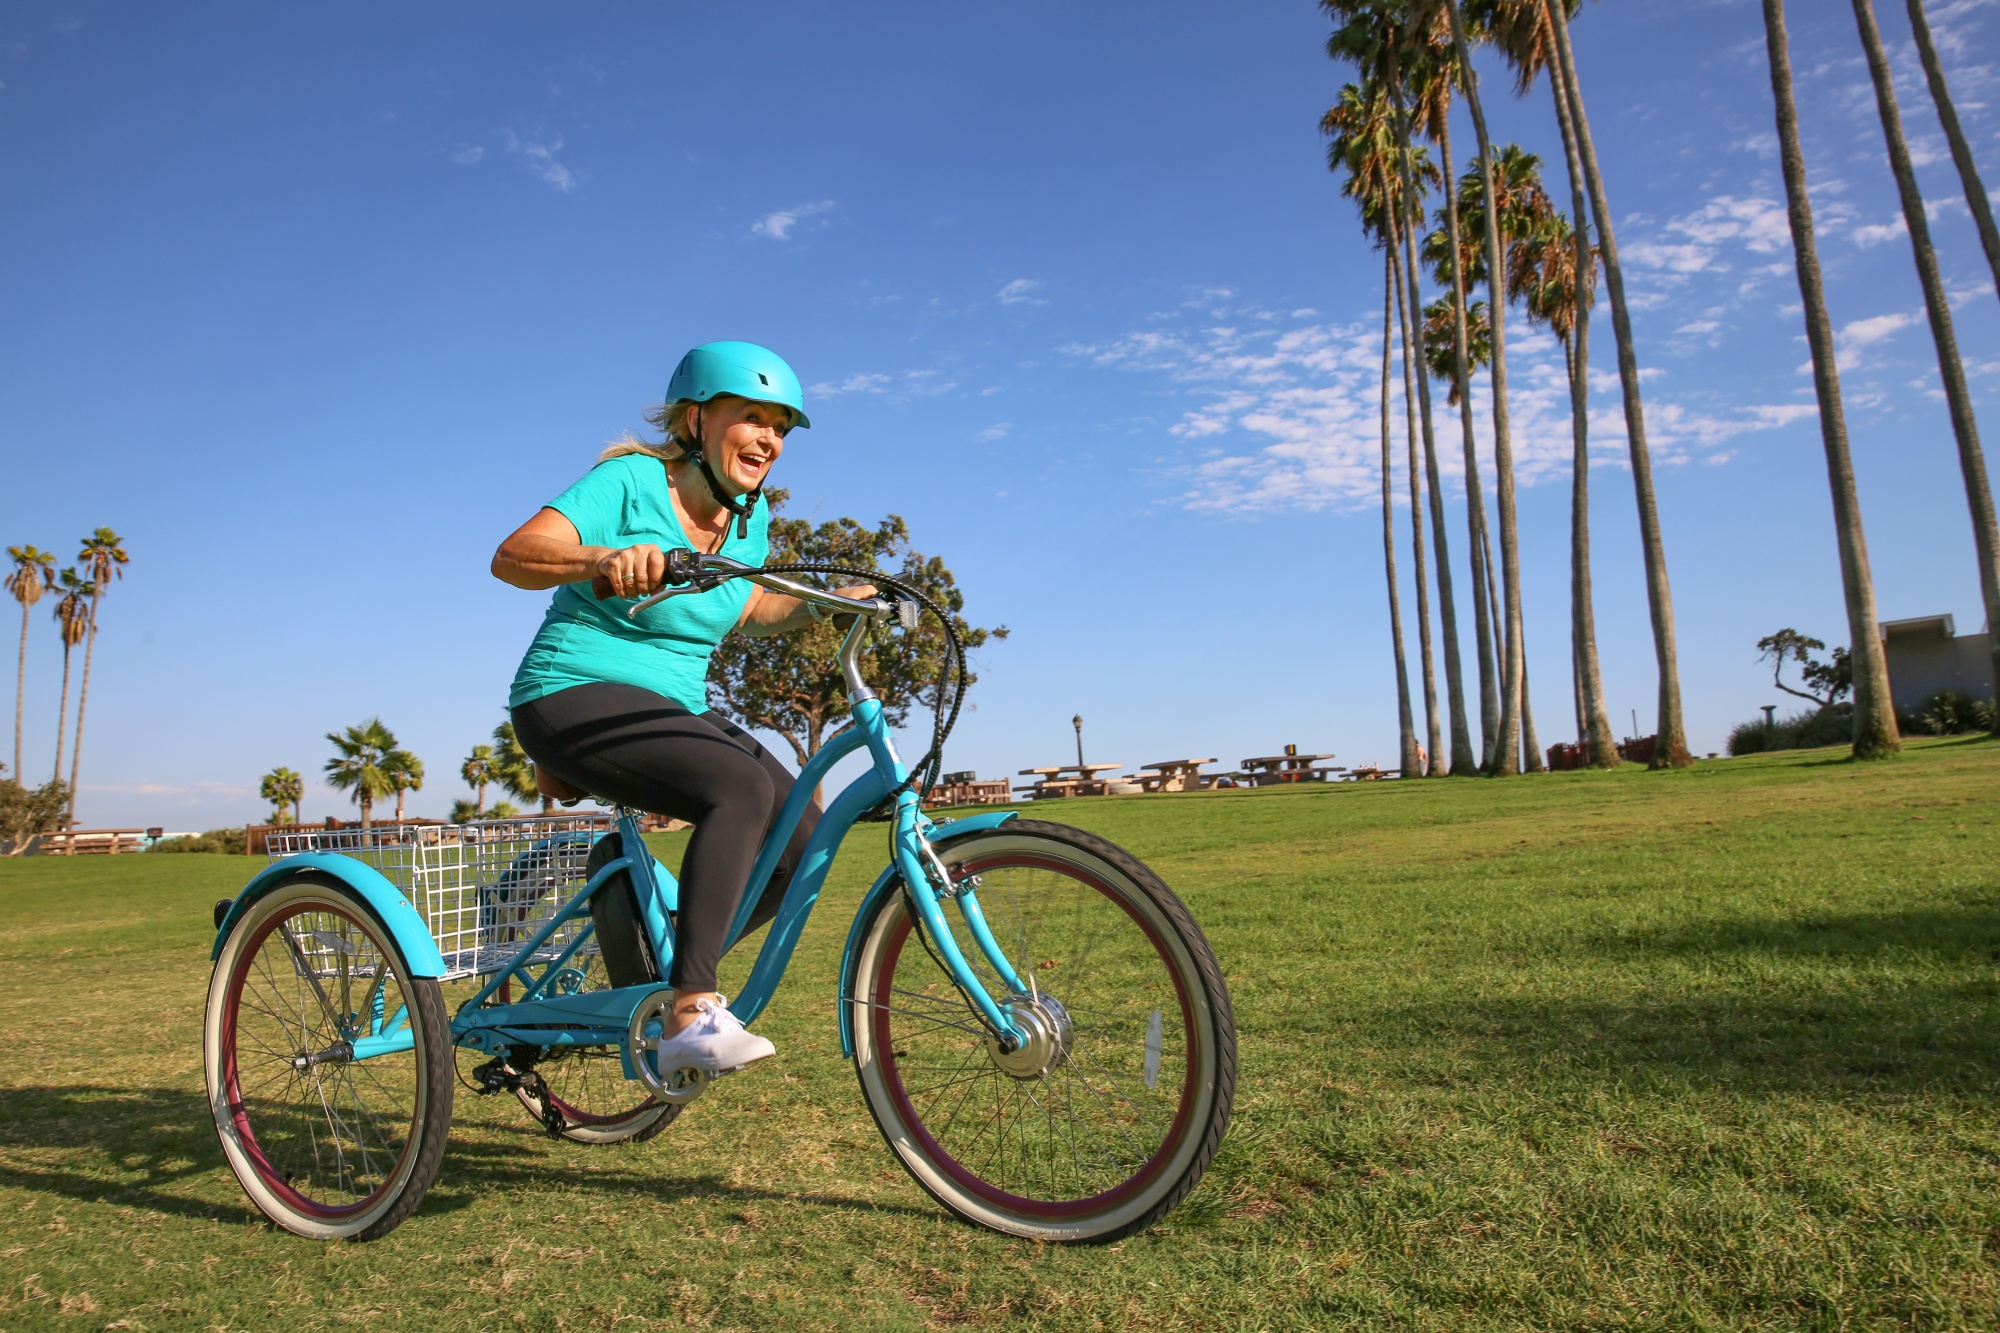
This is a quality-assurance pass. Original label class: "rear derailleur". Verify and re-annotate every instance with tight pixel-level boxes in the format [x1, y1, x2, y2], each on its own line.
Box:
[468, 1051, 568, 1140]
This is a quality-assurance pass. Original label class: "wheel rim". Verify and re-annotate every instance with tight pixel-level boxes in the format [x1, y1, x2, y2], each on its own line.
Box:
[220, 898, 423, 1221]
[869, 852, 1204, 1220]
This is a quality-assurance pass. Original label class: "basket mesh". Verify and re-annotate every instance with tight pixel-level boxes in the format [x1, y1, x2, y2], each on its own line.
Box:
[266, 816, 615, 981]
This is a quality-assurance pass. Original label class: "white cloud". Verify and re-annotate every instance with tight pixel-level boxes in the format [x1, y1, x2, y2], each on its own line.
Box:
[997, 278, 1045, 306]
[1676, 319, 1721, 335]
[503, 129, 575, 192]
[1799, 311, 1920, 373]
[809, 372, 891, 396]
[977, 423, 1013, 442]
[750, 200, 835, 240]
[448, 144, 484, 165]
[1068, 301, 1818, 515]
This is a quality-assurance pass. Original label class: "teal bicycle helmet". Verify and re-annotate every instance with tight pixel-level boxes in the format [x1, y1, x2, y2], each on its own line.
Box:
[666, 341, 811, 429]
[665, 341, 809, 539]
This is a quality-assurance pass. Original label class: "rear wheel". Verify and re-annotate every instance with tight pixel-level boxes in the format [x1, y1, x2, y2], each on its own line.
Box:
[205, 873, 453, 1240]
[847, 820, 1235, 1242]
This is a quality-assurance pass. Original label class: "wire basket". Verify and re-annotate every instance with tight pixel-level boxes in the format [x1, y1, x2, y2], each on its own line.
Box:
[266, 815, 616, 981]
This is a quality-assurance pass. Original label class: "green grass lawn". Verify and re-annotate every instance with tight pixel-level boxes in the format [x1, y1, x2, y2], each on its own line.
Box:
[1, 739, 1996, 1331]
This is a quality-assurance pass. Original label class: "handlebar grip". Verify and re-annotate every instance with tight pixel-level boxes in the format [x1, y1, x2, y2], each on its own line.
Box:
[591, 574, 616, 600]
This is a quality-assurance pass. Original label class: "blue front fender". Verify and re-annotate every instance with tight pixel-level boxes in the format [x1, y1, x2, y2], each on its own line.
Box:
[210, 852, 448, 978]
[837, 810, 1019, 1056]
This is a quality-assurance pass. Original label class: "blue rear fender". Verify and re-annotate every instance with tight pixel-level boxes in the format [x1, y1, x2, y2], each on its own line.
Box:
[211, 852, 448, 978]
[837, 810, 1019, 1056]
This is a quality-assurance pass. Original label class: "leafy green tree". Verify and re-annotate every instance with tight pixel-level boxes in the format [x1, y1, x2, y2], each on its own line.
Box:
[325, 718, 403, 830]
[259, 766, 304, 824]
[0, 767, 72, 853]
[706, 493, 1006, 778]
[1756, 630, 1853, 711]
[67, 528, 128, 825]
[460, 744, 497, 816]
[6, 545, 55, 783]
[491, 720, 547, 813]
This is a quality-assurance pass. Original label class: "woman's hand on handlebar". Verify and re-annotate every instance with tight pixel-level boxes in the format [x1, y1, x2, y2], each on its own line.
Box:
[592, 544, 667, 600]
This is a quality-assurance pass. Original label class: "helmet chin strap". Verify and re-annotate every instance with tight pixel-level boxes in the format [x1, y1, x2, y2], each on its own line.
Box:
[687, 403, 759, 541]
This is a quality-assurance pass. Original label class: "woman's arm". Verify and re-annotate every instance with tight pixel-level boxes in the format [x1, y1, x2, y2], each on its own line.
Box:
[737, 583, 879, 637]
[492, 508, 667, 597]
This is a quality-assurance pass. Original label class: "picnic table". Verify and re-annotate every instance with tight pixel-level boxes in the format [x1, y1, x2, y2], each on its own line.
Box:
[1134, 758, 1218, 793]
[1015, 763, 1124, 799]
[1239, 752, 1343, 786]
[1344, 763, 1388, 781]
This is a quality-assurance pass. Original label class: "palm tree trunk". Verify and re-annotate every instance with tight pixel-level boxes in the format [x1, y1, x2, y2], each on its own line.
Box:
[52, 646, 72, 785]
[1391, 58, 1472, 777]
[1544, 0, 1620, 768]
[360, 792, 373, 831]
[1381, 252, 1420, 777]
[1905, 0, 2000, 296]
[1438, 111, 1501, 769]
[65, 601, 99, 825]
[293, 794, 303, 825]
[1393, 224, 1443, 775]
[1444, 0, 1525, 776]
[1854, 0, 2000, 734]
[1762, 0, 1901, 759]
[396, 787, 406, 822]
[1548, 2, 1690, 768]
[475, 781, 486, 816]
[1520, 631, 1544, 771]
[13, 603, 27, 783]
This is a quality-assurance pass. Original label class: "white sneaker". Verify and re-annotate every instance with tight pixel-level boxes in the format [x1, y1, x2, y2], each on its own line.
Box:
[652, 996, 776, 1076]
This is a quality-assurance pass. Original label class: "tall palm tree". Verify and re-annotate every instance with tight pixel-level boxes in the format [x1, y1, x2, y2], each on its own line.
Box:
[325, 718, 402, 830]
[385, 748, 423, 822]
[1327, 78, 1423, 777]
[491, 719, 548, 813]
[1541, 3, 1689, 767]
[1391, 24, 1476, 775]
[259, 766, 304, 825]
[1329, 6, 1468, 776]
[6, 546, 55, 782]
[1392, 224, 1444, 773]
[1439, 0, 1528, 774]
[50, 570, 91, 788]
[67, 528, 128, 825]
[1851, 0, 2000, 733]
[461, 744, 497, 816]
[1902, 0, 2000, 298]
[1760, 0, 1900, 759]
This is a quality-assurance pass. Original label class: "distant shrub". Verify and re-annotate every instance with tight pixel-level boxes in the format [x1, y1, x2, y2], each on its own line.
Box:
[1727, 704, 1854, 756]
[0, 776, 70, 851]
[1900, 689, 1995, 737]
[150, 827, 246, 854]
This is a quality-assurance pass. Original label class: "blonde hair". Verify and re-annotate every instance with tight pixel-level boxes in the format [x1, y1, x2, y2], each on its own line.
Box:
[598, 398, 697, 464]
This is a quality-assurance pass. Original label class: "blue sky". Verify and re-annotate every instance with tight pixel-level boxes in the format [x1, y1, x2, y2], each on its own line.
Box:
[3, 0, 1996, 830]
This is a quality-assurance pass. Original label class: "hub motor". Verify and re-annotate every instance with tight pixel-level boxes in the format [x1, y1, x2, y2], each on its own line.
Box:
[985, 992, 1073, 1080]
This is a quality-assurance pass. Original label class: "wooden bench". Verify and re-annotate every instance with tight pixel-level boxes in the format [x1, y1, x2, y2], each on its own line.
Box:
[38, 828, 154, 855]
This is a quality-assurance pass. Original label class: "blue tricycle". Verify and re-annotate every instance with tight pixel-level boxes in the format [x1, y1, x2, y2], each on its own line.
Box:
[204, 555, 1236, 1242]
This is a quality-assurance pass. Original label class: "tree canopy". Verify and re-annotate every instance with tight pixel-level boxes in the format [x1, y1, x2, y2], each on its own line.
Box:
[706, 492, 1006, 767]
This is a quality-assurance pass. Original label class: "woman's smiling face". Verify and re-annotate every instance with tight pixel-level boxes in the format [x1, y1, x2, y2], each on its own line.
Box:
[694, 395, 791, 496]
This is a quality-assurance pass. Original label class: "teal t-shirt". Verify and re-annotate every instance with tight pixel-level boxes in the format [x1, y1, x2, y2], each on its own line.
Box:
[508, 453, 768, 713]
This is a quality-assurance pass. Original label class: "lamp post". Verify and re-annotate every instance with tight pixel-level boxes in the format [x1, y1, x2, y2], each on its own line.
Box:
[1762, 705, 1777, 729]
[1073, 714, 1084, 768]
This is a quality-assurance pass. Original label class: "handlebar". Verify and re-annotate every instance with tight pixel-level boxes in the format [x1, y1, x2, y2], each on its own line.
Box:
[610, 553, 912, 628]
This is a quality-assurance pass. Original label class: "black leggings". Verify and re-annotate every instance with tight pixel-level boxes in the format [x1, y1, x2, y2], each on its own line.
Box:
[511, 682, 820, 993]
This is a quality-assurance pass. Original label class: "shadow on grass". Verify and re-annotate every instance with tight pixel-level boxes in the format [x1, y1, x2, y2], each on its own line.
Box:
[1345, 905, 2000, 1097]
[0, 1086, 933, 1228]
[1594, 901, 2000, 964]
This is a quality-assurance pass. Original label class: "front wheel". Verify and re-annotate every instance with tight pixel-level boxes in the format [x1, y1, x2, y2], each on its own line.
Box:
[847, 820, 1235, 1242]
[205, 872, 454, 1240]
